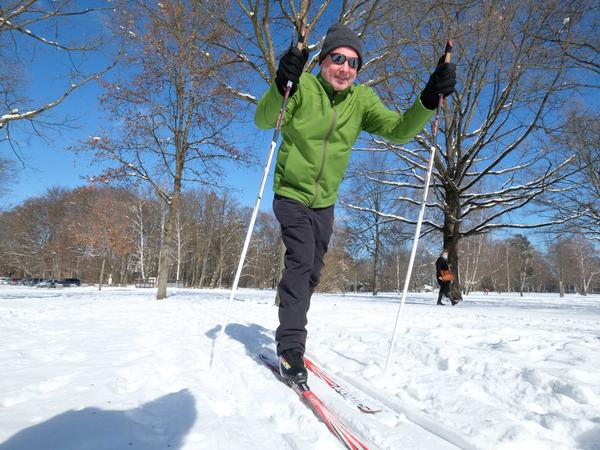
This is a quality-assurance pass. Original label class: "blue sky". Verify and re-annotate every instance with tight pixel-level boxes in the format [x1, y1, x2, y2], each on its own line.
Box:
[5, 78, 273, 211]
[2, 3, 274, 211]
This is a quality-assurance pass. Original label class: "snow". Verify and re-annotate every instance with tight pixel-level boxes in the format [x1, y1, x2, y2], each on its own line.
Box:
[1, 286, 599, 450]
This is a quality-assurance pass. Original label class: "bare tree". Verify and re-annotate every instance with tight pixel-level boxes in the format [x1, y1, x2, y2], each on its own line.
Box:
[0, 0, 115, 153]
[191, 1, 386, 293]
[128, 199, 149, 281]
[526, 1, 599, 88]
[343, 153, 407, 295]
[549, 110, 600, 240]
[508, 234, 536, 296]
[193, 191, 219, 288]
[350, 1, 592, 300]
[570, 234, 600, 295]
[318, 224, 355, 293]
[546, 237, 573, 297]
[126, 192, 163, 282]
[209, 195, 244, 289]
[459, 233, 486, 295]
[242, 211, 282, 289]
[0, 196, 52, 276]
[76, 1, 245, 299]
[69, 187, 134, 290]
[198, 0, 388, 107]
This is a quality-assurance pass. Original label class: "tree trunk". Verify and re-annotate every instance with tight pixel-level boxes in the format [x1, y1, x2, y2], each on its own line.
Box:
[558, 260, 565, 298]
[156, 195, 180, 300]
[191, 254, 199, 287]
[559, 280, 565, 298]
[98, 255, 106, 291]
[443, 185, 463, 302]
[583, 272, 599, 296]
[210, 259, 220, 288]
[176, 237, 181, 283]
[466, 234, 483, 294]
[396, 253, 401, 294]
[445, 238, 462, 301]
[463, 241, 471, 295]
[197, 232, 210, 288]
[198, 258, 207, 288]
[136, 202, 146, 280]
[372, 195, 381, 296]
[519, 274, 525, 297]
[506, 245, 511, 293]
[372, 219, 380, 296]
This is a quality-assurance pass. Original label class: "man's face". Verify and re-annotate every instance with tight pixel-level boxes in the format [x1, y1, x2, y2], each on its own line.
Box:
[320, 46, 358, 92]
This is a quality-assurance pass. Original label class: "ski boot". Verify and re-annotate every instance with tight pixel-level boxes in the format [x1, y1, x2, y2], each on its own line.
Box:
[279, 349, 308, 385]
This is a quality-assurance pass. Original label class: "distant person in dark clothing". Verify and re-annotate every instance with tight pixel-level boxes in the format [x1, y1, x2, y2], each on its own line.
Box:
[435, 249, 455, 305]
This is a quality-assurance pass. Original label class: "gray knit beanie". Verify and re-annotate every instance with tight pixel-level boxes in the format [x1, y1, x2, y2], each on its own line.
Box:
[319, 23, 363, 70]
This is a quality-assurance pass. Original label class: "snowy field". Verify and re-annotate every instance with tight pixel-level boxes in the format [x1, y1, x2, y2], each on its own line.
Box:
[0, 286, 599, 450]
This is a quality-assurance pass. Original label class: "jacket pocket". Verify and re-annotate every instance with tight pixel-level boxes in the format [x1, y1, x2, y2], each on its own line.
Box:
[282, 146, 314, 196]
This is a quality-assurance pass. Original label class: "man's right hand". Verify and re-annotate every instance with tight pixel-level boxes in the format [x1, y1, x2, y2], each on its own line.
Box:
[420, 57, 456, 110]
[275, 47, 309, 96]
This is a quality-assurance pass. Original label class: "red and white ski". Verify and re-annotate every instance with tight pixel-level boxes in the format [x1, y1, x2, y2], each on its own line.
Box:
[304, 356, 382, 414]
[259, 352, 370, 450]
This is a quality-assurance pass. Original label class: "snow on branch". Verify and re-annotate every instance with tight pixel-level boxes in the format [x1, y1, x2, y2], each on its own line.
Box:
[461, 156, 575, 202]
[463, 126, 483, 139]
[221, 83, 256, 103]
[363, 177, 432, 190]
[465, 160, 535, 177]
[0, 62, 116, 129]
[0, 17, 91, 51]
[342, 201, 443, 229]
[465, 213, 581, 235]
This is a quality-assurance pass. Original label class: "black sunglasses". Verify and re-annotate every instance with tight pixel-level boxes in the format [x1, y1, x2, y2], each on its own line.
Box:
[328, 53, 360, 69]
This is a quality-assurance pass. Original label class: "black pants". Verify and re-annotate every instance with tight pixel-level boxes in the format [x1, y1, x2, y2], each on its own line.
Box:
[438, 282, 451, 303]
[273, 195, 334, 356]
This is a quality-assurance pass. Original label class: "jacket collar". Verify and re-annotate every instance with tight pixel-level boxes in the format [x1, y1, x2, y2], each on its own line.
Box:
[317, 73, 353, 103]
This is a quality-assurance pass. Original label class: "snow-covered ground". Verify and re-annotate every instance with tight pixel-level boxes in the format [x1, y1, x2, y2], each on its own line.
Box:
[0, 286, 599, 450]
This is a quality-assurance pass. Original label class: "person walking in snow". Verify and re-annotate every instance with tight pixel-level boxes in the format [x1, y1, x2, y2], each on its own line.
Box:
[255, 23, 456, 384]
[436, 249, 456, 306]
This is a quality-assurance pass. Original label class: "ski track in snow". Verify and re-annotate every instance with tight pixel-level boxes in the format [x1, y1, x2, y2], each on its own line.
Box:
[0, 286, 599, 450]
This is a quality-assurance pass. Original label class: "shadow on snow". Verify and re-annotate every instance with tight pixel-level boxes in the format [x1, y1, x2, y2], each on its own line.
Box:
[0, 389, 196, 450]
[225, 322, 276, 361]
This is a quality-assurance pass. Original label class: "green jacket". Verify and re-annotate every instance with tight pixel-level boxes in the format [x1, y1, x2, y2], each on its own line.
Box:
[255, 72, 434, 208]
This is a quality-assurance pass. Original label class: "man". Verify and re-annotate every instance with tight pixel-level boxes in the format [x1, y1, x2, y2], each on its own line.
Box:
[255, 23, 456, 384]
[435, 249, 455, 306]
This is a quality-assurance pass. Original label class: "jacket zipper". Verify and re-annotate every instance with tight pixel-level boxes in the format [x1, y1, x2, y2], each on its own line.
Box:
[310, 107, 337, 207]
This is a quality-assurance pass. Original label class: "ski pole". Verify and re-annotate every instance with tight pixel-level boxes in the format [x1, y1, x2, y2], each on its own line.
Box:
[210, 28, 307, 371]
[384, 41, 453, 373]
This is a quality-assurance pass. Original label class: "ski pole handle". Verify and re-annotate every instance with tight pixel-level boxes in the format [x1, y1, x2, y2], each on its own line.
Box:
[436, 39, 454, 110]
[297, 23, 307, 50]
[443, 40, 453, 64]
[278, 25, 307, 126]
[283, 23, 306, 91]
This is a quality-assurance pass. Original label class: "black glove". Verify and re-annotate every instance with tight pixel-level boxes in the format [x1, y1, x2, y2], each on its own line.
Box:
[275, 46, 309, 96]
[420, 58, 456, 110]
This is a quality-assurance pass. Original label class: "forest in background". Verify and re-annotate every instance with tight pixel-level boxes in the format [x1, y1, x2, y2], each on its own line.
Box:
[1, 184, 597, 296]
